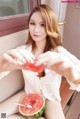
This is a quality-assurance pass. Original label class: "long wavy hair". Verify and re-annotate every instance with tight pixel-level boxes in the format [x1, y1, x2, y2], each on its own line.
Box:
[26, 4, 62, 77]
[27, 4, 62, 52]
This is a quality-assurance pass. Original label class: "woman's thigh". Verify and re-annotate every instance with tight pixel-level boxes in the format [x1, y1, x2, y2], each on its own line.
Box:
[0, 90, 26, 116]
[45, 100, 65, 119]
[7, 115, 46, 119]
[6, 115, 46, 119]
[6, 114, 27, 119]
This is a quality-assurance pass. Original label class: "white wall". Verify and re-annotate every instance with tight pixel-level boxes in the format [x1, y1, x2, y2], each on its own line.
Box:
[63, 3, 80, 59]
[41, 0, 50, 5]
[41, 0, 60, 20]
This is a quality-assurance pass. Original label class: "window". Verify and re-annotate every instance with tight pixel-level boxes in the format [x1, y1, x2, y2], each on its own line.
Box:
[0, 0, 30, 17]
[0, 0, 41, 37]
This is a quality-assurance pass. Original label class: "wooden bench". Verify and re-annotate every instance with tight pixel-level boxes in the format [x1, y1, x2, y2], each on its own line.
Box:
[60, 78, 74, 109]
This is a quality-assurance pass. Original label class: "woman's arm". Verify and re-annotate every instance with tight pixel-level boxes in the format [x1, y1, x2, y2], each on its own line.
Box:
[0, 56, 5, 72]
[0, 45, 35, 80]
[0, 45, 35, 72]
[0, 53, 18, 73]
[0, 56, 11, 80]
[50, 57, 80, 84]
[57, 46, 80, 84]
[35, 48, 80, 88]
[57, 46, 80, 72]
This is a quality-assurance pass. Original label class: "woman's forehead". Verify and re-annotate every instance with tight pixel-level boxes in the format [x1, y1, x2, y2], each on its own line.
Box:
[30, 12, 43, 23]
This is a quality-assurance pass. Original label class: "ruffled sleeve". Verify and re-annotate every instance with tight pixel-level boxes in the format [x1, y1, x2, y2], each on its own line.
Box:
[57, 46, 80, 92]
[0, 44, 30, 80]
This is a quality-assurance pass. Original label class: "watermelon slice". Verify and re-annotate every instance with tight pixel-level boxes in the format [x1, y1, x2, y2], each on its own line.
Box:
[23, 62, 44, 73]
[19, 94, 45, 117]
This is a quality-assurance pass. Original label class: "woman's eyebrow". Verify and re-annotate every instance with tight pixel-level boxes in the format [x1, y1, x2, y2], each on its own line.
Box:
[29, 20, 35, 22]
[30, 19, 43, 23]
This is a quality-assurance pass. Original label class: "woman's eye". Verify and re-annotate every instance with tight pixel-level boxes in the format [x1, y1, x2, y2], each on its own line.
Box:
[40, 24, 44, 27]
[30, 22, 35, 25]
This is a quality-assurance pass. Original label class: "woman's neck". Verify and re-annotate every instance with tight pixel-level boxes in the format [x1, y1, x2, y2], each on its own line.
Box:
[33, 40, 46, 57]
[33, 49, 43, 58]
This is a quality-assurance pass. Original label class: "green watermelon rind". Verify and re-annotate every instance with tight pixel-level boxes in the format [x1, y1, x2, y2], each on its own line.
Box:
[31, 105, 45, 117]
[19, 94, 45, 117]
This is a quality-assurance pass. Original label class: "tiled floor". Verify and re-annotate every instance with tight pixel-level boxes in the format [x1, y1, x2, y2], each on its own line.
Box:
[64, 91, 80, 119]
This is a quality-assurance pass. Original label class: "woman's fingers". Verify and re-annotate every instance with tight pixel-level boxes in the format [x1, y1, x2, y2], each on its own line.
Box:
[35, 55, 49, 66]
[3, 53, 17, 64]
[8, 50, 26, 63]
[35, 52, 63, 67]
[35, 52, 53, 66]
[17, 49, 35, 63]
[7, 49, 35, 64]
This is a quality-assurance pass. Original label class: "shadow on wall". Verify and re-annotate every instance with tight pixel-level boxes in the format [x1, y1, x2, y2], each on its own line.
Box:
[0, 6, 16, 16]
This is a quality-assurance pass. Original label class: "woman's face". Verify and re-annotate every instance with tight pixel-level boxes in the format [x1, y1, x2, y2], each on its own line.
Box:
[29, 12, 47, 43]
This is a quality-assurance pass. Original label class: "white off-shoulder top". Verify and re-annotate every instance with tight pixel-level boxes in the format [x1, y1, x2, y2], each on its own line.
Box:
[0, 45, 80, 102]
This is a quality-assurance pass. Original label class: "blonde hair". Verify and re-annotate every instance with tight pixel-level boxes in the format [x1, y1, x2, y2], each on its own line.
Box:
[27, 4, 62, 77]
[27, 4, 62, 52]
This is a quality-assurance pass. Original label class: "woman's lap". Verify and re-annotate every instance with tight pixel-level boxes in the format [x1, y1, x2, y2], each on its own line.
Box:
[45, 99, 65, 119]
[0, 90, 46, 119]
[0, 90, 26, 116]
[0, 91, 65, 119]
[6, 114, 27, 119]
[3, 114, 45, 119]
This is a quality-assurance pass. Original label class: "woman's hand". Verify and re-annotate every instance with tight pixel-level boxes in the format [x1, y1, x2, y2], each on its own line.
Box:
[35, 51, 67, 67]
[35, 51, 80, 86]
[35, 51, 73, 75]
[0, 48, 35, 72]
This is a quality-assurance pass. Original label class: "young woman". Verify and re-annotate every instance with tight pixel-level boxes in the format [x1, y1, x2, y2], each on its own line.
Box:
[0, 4, 80, 119]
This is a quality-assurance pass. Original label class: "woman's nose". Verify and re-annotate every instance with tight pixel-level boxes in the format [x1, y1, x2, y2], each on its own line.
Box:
[34, 25, 39, 32]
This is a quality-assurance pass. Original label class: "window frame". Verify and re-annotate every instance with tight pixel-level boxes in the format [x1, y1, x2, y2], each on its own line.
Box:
[0, 0, 41, 37]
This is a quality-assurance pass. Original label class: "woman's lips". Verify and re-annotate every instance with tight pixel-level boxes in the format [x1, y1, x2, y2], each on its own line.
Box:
[33, 34, 40, 37]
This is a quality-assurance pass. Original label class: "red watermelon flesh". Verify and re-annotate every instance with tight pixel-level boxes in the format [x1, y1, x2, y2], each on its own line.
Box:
[19, 94, 45, 117]
[23, 62, 44, 73]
